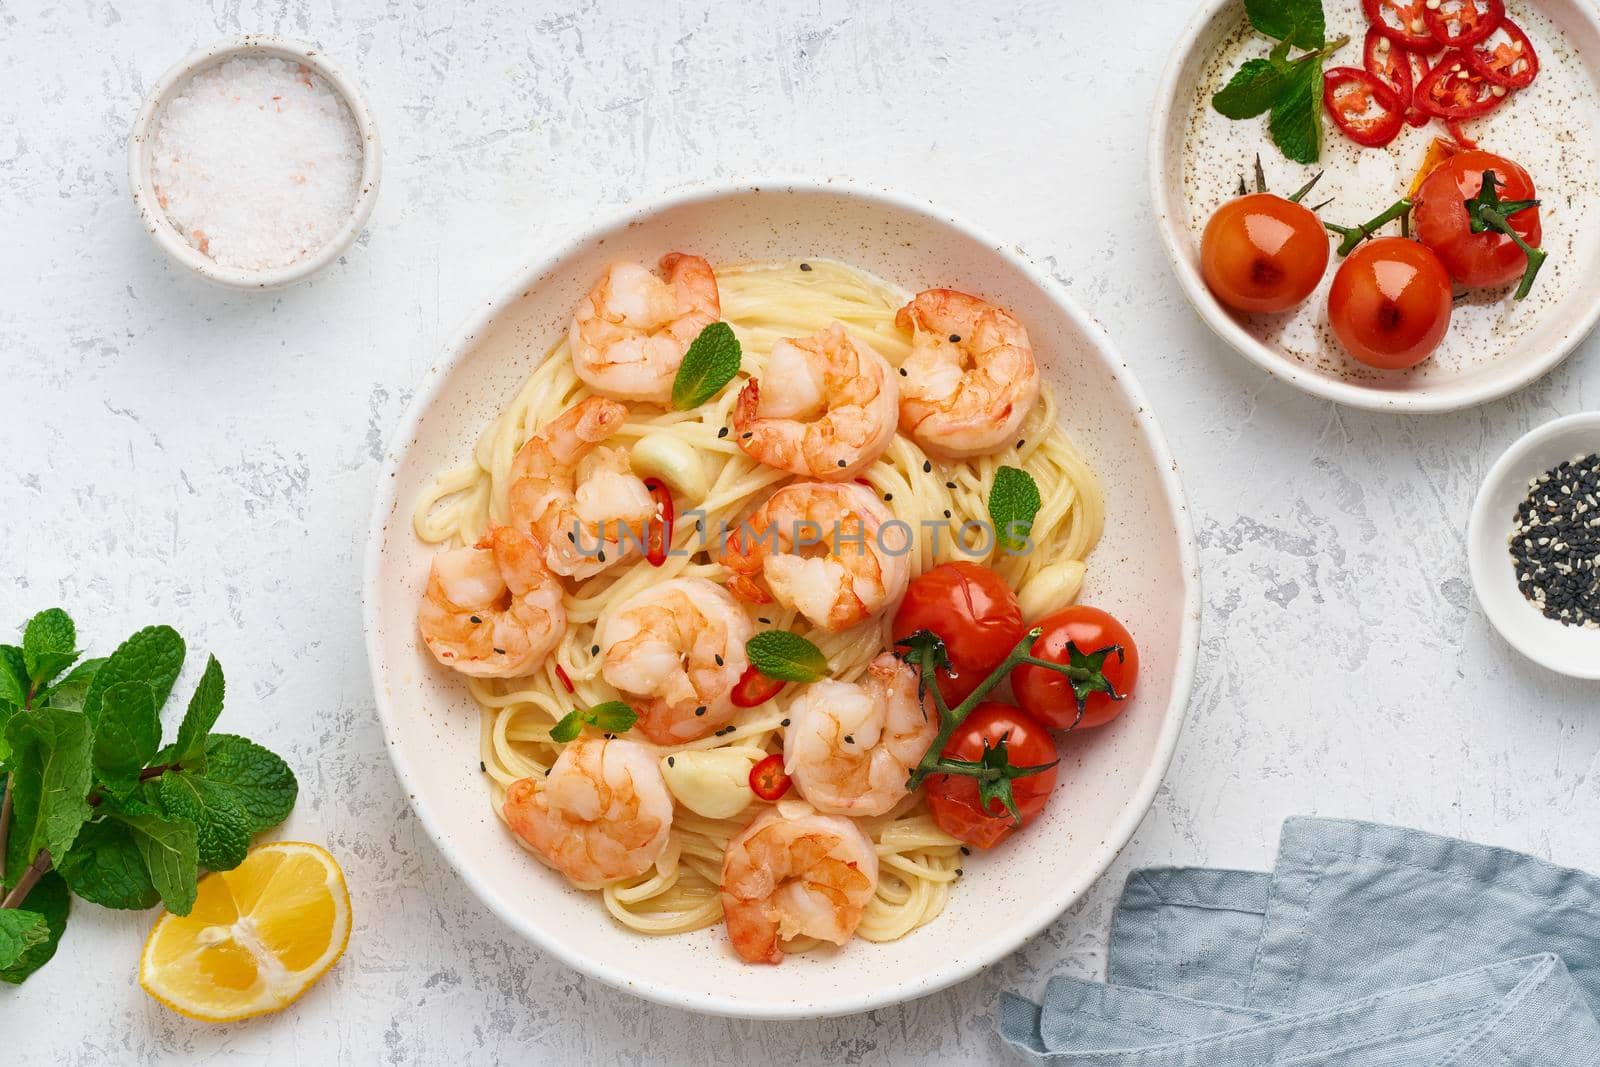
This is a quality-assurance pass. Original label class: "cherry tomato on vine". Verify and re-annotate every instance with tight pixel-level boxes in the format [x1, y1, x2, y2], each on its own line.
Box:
[1413, 150, 1541, 289]
[924, 702, 1058, 849]
[1328, 237, 1453, 370]
[1465, 18, 1538, 89]
[1324, 66, 1406, 148]
[730, 665, 785, 708]
[1199, 194, 1330, 314]
[891, 562, 1025, 705]
[1012, 606, 1139, 731]
[1364, 0, 1442, 51]
[1422, 0, 1504, 49]
[748, 754, 792, 801]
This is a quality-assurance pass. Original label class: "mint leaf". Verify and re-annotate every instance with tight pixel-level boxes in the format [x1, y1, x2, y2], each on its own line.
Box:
[202, 735, 296, 833]
[1269, 59, 1323, 166]
[0, 872, 69, 984]
[157, 770, 251, 872]
[83, 626, 185, 727]
[988, 466, 1042, 552]
[22, 609, 78, 689]
[588, 701, 637, 734]
[41, 657, 105, 714]
[1245, 0, 1325, 49]
[4, 707, 94, 884]
[0, 646, 26, 709]
[92, 682, 161, 793]
[0, 910, 49, 971]
[171, 655, 224, 766]
[56, 818, 160, 910]
[115, 812, 198, 915]
[549, 711, 583, 744]
[670, 321, 742, 410]
[746, 631, 829, 683]
[1212, 58, 1289, 119]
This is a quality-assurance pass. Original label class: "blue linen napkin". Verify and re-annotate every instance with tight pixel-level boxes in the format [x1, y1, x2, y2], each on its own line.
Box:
[999, 818, 1600, 1065]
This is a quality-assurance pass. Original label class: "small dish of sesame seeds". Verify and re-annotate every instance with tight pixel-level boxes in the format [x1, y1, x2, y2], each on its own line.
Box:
[1468, 411, 1600, 679]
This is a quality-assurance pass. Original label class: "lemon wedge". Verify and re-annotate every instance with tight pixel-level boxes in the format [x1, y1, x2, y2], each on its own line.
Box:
[139, 842, 351, 1022]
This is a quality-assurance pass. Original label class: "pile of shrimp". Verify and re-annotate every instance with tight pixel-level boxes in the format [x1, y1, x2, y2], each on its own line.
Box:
[415, 252, 1081, 964]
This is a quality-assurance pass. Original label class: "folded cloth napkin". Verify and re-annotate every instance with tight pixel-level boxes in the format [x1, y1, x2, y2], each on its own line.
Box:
[999, 818, 1600, 1065]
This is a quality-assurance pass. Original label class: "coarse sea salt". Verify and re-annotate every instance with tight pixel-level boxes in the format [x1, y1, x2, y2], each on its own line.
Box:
[150, 55, 362, 272]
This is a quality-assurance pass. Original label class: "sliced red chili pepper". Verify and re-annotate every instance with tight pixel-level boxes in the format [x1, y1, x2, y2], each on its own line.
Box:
[554, 663, 575, 693]
[643, 477, 673, 568]
[730, 664, 785, 708]
[1363, 0, 1441, 51]
[748, 753, 792, 801]
[1323, 67, 1406, 148]
[1445, 117, 1478, 148]
[1363, 27, 1414, 111]
[1415, 49, 1504, 118]
[1423, 0, 1503, 49]
[1404, 51, 1434, 125]
[1465, 18, 1538, 89]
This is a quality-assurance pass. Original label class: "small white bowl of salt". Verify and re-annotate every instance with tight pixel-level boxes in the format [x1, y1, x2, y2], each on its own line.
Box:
[129, 36, 381, 289]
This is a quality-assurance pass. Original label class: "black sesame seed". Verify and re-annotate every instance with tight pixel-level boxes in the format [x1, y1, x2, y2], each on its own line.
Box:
[943, 509, 952, 518]
[1509, 452, 1600, 628]
[694, 705, 707, 716]
[742, 431, 753, 439]
[948, 334, 961, 343]
[715, 654, 724, 666]
[955, 868, 964, 876]
[945, 481, 956, 489]
[591, 644, 601, 655]
[780, 718, 791, 727]
[718, 426, 730, 439]
[1017, 439, 1025, 449]
[923, 461, 932, 473]
[899, 368, 908, 377]
[758, 617, 771, 624]
[668, 756, 676, 767]
[567, 531, 576, 543]
[837, 459, 847, 468]
[800, 262, 812, 271]
[479, 761, 487, 773]
[960, 846, 971, 856]
[469, 615, 482, 624]
[843, 734, 854, 744]
[884, 493, 893, 501]
[597, 550, 606, 562]
[493, 648, 506, 655]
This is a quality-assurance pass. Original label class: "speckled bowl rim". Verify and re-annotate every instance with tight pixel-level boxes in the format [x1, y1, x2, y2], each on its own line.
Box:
[127, 35, 382, 289]
[1468, 411, 1600, 679]
[361, 177, 1202, 1019]
[1148, 0, 1600, 414]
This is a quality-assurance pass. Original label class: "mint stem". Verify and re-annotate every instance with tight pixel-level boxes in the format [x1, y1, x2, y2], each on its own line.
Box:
[1325, 197, 1413, 256]
[1, 850, 51, 909]
[0, 779, 11, 876]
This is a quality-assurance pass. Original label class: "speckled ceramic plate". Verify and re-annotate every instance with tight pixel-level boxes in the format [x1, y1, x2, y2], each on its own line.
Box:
[1152, 0, 1600, 412]
[363, 180, 1200, 1019]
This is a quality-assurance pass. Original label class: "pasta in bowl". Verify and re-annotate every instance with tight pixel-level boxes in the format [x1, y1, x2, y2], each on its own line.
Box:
[365, 181, 1199, 1018]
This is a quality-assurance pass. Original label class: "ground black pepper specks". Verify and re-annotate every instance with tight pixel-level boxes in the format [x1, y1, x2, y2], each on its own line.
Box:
[1509, 452, 1600, 628]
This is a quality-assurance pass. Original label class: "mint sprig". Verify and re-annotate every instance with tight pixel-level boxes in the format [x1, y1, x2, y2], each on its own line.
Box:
[988, 466, 1043, 553]
[746, 631, 829, 683]
[0, 608, 299, 985]
[1211, 0, 1346, 164]
[551, 701, 639, 744]
[670, 321, 742, 410]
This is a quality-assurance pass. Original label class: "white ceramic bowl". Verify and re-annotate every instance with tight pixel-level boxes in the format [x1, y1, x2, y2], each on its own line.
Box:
[1469, 411, 1600, 679]
[128, 35, 381, 289]
[363, 180, 1201, 1018]
[1150, 0, 1600, 412]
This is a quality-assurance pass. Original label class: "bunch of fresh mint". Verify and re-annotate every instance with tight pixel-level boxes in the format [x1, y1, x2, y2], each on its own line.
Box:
[1212, 0, 1348, 164]
[0, 609, 296, 984]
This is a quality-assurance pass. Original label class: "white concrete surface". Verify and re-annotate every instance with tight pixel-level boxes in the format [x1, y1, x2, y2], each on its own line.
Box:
[4, 1, 1596, 1063]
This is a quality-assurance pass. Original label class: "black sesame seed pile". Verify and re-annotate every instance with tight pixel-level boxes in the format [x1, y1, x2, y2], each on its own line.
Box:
[1509, 452, 1600, 629]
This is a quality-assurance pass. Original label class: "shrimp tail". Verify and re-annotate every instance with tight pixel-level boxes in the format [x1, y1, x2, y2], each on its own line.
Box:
[550, 395, 628, 462]
[721, 527, 773, 604]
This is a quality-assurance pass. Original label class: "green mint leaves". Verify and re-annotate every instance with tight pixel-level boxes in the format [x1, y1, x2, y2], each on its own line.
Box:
[1211, 0, 1342, 164]
[670, 321, 742, 411]
[988, 466, 1043, 553]
[745, 631, 829, 683]
[0, 608, 298, 985]
[550, 701, 639, 744]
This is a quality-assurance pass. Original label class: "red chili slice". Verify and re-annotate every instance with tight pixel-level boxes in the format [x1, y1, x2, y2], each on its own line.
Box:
[1465, 18, 1538, 89]
[1423, 0, 1503, 49]
[1363, 27, 1414, 111]
[554, 664, 575, 693]
[1415, 49, 1504, 118]
[730, 664, 785, 708]
[1405, 51, 1434, 125]
[643, 477, 672, 567]
[748, 753, 792, 801]
[1363, 0, 1441, 51]
[1323, 67, 1406, 147]
[1445, 117, 1478, 148]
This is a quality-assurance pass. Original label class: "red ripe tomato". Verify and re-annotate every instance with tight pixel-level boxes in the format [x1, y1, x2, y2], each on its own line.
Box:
[924, 702, 1058, 849]
[1413, 150, 1541, 288]
[1012, 606, 1139, 731]
[1328, 237, 1453, 370]
[1199, 194, 1330, 314]
[891, 562, 1025, 705]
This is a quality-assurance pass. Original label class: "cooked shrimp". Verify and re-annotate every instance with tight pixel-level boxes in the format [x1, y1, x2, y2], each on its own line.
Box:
[418, 525, 566, 678]
[502, 738, 673, 888]
[732, 323, 898, 480]
[597, 577, 753, 744]
[895, 289, 1040, 459]
[507, 395, 656, 580]
[721, 481, 909, 632]
[783, 654, 936, 817]
[720, 805, 879, 964]
[570, 253, 721, 405]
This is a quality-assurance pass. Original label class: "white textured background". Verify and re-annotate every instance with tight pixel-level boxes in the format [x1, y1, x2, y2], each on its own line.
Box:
[4, 1, 1598, 1063]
